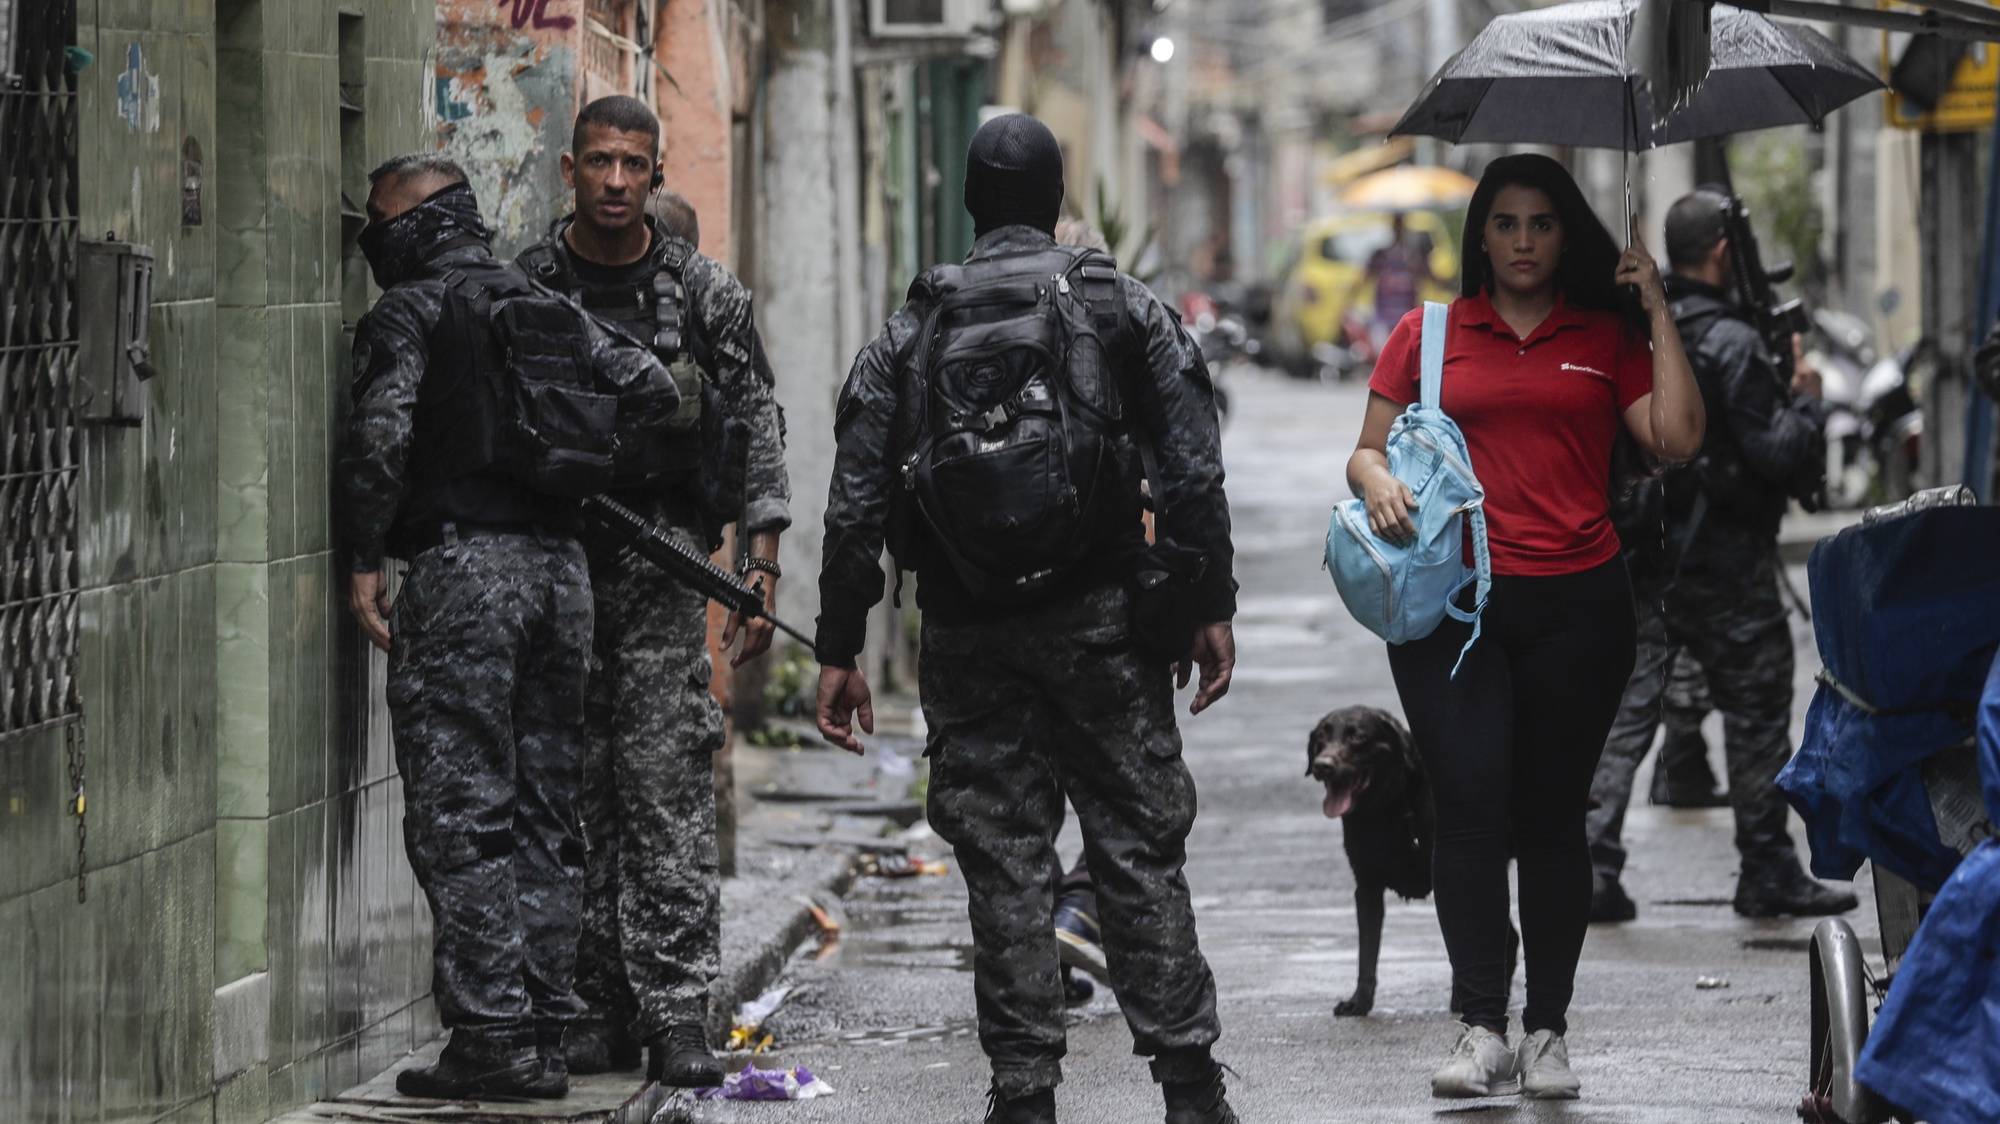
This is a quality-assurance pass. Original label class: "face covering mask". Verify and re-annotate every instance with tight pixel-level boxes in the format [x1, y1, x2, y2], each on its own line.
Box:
[357, 181, 490, 288]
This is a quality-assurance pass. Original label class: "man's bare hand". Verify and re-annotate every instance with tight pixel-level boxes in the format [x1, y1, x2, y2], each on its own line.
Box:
[1177, 621, 1236, 716]
[1790, 333, 1823, 398]
[816, 665, 874, 755]
[348, 569, 393, 653]
[723, 575, 779, 667]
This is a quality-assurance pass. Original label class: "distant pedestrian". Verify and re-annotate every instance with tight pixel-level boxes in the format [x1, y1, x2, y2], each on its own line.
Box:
[1585, 187, 1855, 925]
[1353, 212, 1436, 351]
[816, 113, 1241, 1124]
[1348, 153, 1703, 1100]
[648, 187, 700, 246]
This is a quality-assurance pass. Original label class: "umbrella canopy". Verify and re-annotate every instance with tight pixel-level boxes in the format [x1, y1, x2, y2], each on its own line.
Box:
[1337, 165, 1479, 211]
[1391, 0, 1883, 151]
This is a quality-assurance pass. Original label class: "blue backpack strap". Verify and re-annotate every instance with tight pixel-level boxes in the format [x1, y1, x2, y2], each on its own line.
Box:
[1420, 298, 1487, 677]
[1443, 505, 1492, 678]
[1419, 300, 1448, 411]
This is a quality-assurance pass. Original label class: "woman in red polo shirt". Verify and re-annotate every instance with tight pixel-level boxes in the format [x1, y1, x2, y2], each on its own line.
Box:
[1347, 153, 1703, 1100]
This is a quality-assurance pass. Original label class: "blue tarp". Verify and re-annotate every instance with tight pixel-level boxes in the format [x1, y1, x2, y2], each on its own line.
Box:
[1778, 507, 2000, 889]
[1852, 650, 2000, 1124]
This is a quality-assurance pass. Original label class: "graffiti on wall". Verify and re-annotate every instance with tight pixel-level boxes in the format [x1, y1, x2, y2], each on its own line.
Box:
[499, 0, 574, 30]
[116, 43, 160, 133]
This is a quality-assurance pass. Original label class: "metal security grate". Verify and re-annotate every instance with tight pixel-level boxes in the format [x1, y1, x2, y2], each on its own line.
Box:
[0, 0, 80, 737]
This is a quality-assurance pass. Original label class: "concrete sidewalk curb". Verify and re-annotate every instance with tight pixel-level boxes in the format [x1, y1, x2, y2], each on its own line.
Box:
[705, 846, 863, 1044]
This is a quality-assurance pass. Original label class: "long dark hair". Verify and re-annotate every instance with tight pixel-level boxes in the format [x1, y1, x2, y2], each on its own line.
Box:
[1460, 153, 1639, 325]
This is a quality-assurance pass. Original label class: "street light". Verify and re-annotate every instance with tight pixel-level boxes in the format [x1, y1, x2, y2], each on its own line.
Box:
[1150, 35, 1176, 64]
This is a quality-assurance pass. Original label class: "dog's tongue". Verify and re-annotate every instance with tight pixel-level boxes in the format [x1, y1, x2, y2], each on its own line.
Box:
[1322, 787, 1355, 819]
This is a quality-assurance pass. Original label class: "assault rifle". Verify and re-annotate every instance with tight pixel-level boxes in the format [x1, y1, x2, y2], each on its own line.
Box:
[581, 494, 815, 648]
[1718, 193, 1808, 383]
[1716, 192, 1827, 513]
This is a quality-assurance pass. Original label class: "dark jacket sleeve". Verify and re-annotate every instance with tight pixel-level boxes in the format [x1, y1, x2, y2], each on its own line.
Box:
[687, 254, 792, 535]
[1703, 319, 1826, 488]
[814, 306, 922, 668]
[336, 285, 437, 571]
[1121, 275, 1237, 622]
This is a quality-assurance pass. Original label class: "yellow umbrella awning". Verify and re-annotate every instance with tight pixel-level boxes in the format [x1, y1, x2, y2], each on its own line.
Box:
[1337, 165, 1478, 211]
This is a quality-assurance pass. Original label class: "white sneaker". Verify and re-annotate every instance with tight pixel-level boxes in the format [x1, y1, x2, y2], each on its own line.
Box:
[1431, 1023, 1519, 1098]
[1516, 1029, 1581, 1099]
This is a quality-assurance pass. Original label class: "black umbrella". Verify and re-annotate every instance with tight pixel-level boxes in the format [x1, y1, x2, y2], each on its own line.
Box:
[1391, 0, 1884, 151]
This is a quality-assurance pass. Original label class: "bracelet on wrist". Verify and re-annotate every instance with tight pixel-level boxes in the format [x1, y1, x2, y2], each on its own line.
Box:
[740, 556, 782, 580]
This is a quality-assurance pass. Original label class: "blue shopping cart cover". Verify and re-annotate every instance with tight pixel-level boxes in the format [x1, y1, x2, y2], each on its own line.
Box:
[1779, 507, 2000, 887]
[1855, 839, 2000, 1124]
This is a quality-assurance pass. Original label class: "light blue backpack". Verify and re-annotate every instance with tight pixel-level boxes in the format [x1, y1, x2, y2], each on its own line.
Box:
[1325, 301, 1491, 674]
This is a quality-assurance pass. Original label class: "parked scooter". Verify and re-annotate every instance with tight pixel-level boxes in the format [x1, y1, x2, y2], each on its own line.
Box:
[1182, 286, 1258, 423]
[1806, 308, 1926, 510]
[1309, 309, 1378, 384]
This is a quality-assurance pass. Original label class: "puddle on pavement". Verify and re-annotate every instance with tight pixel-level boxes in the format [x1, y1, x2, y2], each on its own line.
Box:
[814, 890, 976, 973]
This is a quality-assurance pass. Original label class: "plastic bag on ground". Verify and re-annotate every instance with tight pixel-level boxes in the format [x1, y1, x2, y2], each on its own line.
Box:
[694, 1063, 836, 1101]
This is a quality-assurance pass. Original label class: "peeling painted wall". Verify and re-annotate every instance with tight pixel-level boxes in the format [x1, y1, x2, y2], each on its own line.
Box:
[434, 0, 582, 255]
[656, 0, 737, 268]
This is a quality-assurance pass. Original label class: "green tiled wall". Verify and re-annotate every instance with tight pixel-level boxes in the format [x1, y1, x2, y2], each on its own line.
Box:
[2, 1, 438, 1122]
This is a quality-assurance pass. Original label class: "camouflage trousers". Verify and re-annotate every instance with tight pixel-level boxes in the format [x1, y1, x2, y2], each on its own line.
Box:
[575, 523, 726, 1042]
[1587, 546, 1799, 887]
[921, 583, 1221, 1099]
[386, 531, 592, 1039]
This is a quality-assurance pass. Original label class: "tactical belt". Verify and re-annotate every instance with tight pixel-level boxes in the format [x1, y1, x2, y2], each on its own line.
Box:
[401, 520, 556, 556]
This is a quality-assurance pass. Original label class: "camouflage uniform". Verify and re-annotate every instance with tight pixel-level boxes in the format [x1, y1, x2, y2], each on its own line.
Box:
[518, 217, 789, 1042]
[337, 184, 656, 1041]
[386, 533, 593, 1035]
[816, 225, 1236, 1098]
[1653, 649, 1717, 796]
[1588, 274, 1823, 892]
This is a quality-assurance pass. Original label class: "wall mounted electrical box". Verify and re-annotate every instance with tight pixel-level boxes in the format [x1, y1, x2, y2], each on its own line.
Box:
[76, 238, 155, 426]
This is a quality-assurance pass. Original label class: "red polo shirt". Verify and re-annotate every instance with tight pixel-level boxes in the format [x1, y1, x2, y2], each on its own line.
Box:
[1367, 290, 1654, 576]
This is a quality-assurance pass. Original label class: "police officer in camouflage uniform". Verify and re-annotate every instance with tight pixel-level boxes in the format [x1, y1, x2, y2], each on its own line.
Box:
[815, 114, 1241, 1124]
[515, 96, 790, 1086]
[1586, 188, 1855, 924]
[339, 155, 670, 1099]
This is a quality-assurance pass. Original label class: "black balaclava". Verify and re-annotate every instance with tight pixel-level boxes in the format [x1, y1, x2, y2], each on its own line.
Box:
[357, 181, 492, 289]
[964, 113, 1064, 238]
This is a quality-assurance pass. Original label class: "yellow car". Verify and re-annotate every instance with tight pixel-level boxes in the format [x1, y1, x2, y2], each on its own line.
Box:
[1271, 209, 1462, 378]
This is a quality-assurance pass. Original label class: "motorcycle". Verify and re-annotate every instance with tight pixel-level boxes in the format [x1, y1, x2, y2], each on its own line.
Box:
[1307, 309, 1379, 384]
[1182, 286, 1259, 423]
[1806, 308, 1927, 509]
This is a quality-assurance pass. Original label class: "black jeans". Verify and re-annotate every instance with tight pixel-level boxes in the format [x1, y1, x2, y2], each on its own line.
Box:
[1387, 558, 1637, 1037]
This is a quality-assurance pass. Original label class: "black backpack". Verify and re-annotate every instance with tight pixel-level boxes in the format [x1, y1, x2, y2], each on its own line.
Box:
[896, 246, 1131, 602]
[428, 263, 678, 498]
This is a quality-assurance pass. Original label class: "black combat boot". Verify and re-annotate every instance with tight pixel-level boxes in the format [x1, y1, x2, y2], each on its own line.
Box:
[524, 1026, 569, 1099]
[985, 1084, 1057, 1123]
[1649, 739, 1727, 808]
[564, 1022, 641, 1076]
[646, 1022, 724, 1087]
[1734, 863, 1859, 918]
[1589, 877, 1638, 923]
[1163, 1064, 1240, 1124]
[395, 1030, 541, 1099]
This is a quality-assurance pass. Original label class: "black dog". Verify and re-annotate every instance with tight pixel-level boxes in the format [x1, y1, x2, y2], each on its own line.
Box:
[1307, 705, 1515, 1017]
